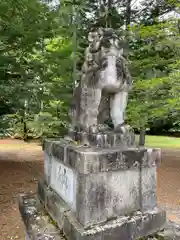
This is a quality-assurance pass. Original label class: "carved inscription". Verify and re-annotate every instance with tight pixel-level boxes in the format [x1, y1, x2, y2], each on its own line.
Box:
[50, 158, 77, 210]
[56, 165, 69, 192]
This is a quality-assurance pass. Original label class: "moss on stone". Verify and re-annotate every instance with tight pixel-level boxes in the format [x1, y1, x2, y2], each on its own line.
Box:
[137, 233, 165, 240]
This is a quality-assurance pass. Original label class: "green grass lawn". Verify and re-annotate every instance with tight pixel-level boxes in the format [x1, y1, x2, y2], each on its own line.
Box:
[143, 135, 180, 148]
[0, 136, 180, 150]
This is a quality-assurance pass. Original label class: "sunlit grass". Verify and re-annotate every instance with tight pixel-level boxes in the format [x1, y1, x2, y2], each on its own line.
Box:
[144, 135, 180, 148]
[0, 135, 180, 150]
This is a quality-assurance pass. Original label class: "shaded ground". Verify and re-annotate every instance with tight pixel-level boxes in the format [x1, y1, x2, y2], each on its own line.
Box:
[0, 140, 180, 240]
[0, 140, 43, 240]
[158, 149, 180, 223]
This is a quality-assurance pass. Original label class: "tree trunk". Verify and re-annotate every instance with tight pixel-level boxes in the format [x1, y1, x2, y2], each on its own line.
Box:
[23, 119, 28, 142]
[139, 127, 146, 146]
[126, 0, 131, 30]
[107, 0, 113, 27]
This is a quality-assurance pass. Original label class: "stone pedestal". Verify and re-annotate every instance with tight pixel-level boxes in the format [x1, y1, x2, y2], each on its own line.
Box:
[19, 130, 166, 239]
[18, 26, 166, 239]
[18, 193, 177, 240]
[40, 130, 165, 239]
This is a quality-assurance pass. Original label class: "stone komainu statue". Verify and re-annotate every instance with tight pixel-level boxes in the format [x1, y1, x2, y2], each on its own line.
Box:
[70, 28, 132, 133]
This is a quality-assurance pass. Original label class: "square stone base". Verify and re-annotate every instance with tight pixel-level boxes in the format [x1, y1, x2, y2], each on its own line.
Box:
[63, 209, 166, 240]
[67, 128, 135, 148]
[18, 194, 64, 240]
[43, 138, 161, 228]
[19, 193, 166, 240]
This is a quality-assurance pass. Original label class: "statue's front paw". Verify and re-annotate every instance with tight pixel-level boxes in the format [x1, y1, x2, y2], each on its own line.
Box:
[98, 124, 110, 132]
[89, 125, 99, 134]
[114, 124, 131, 134]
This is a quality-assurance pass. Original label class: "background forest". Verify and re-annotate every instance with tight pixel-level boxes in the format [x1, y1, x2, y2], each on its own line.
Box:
[0, 0, 179, 140]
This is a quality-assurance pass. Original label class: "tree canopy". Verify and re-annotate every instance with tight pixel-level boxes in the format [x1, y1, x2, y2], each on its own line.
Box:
[0, 0, 179, 139]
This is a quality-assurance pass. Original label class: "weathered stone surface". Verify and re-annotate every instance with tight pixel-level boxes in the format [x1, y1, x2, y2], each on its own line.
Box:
[50, 157, 77, 210]
[158, 221, 180, 240]
[19, 194, 167, 240]
[43, 138, 61, 154]
[44, 152, 52, 185]
[76, 167, 157, 227]
[39, 172, 157, 229]
[19, 194, 65, 240]
[43, 138, 161, 174]
[42, 139, 161, 228]
[38, 181, 71, 230]
[68, 128, 135, 148]
[80, 168, 156, 226]
[63, 208, 166, 240]
[38, 179, 46, 203]
[46, 188, 71, 230]
[41, 138, 162, 228]
[18, 193, 180, 240]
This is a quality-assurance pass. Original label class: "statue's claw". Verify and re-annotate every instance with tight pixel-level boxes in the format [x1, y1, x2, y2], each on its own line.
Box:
[114, 124, 131, 134]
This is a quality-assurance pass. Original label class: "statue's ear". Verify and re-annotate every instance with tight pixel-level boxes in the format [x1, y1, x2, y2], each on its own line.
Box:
[90, 40, 101, 53]
[114, 39, 120, 49]
[119, 48, 124, 55]
[88, 32, 94, 42]
[98, 28, 104, 36]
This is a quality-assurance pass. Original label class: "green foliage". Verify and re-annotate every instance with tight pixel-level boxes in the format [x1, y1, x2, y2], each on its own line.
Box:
[127, 13, 180, 131]
[0, 0, 75, 139]
[0, 0, 179, 138]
